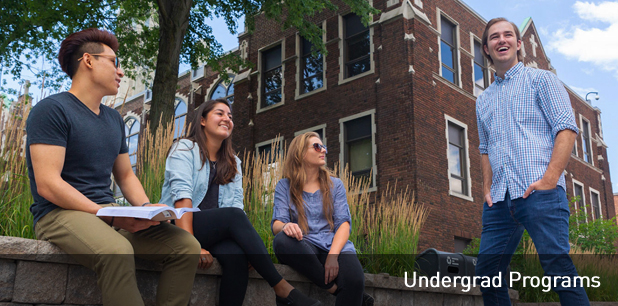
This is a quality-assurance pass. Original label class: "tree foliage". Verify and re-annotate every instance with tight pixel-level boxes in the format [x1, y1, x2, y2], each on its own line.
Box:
[0, 0, 379, 131]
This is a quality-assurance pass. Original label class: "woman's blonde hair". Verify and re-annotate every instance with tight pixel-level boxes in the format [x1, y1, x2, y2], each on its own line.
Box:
[282, 132, 334, 234]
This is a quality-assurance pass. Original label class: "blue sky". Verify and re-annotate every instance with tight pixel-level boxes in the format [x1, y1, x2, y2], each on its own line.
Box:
[2, 0, 617, 192]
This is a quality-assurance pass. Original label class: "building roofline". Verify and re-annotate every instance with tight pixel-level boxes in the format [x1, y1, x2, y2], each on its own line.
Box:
[455, 0, 487, 24]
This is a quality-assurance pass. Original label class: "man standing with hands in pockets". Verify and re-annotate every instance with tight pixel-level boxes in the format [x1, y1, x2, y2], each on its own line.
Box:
[474, 18, 589, 305]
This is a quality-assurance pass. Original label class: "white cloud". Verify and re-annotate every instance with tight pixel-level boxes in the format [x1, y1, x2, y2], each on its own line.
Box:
[548, 1, 618, 80]
[573, 1, 618, 23]
[581, 67, 594, 75]
[568, 85, 598, 100]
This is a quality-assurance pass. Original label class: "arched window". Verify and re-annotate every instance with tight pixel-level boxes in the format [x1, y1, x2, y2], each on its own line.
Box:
[174, 98, 187, 139]
[125, 117, 140, 173]
[210, 74, 235, 104]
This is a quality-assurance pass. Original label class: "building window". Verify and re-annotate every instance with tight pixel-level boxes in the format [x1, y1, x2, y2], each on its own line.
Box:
[344, 14, 371, 78]
[256, 137, 284, 165]
[572, 180, 586, 223]
[447, 123, 468, 195]
[445, 115, 472, 200]
[210, 74, 235, 104]
[174, 98, 187, 139]
[125, 117, 140, 173]
[262, 45, 283, 108]
[340, 111, 376, 188]
[300, 36, 324, 94]
[590, 188, 601, 220]
[440, 17, 458, 84]
[295, 124, 326, 141]
[581, 117, 593, 164]
[473, 40, 488, 96]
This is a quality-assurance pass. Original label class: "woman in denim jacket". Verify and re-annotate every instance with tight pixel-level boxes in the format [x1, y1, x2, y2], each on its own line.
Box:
[160, 99, 320, 306]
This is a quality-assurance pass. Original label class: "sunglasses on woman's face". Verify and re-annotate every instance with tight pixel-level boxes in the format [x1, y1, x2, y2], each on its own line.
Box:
[312, 143, 327, 154]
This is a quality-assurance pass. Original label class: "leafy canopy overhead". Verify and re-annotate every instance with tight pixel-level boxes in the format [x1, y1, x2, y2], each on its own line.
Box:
[1, 0, 378, 128]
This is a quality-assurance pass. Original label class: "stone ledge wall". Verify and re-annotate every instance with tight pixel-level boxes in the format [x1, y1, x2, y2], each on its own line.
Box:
[0, 236, 519, 306]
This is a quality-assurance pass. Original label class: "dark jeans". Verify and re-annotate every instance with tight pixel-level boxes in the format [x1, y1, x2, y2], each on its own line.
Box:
[273, 232, 365, 306]
[475, 188, 589, 306]
[192, 207, 283, 306]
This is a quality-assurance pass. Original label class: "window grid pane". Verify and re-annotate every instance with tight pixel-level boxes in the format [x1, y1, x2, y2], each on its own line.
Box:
[582, 120, 591, 163]
[263, 46, 282, 107]
[448, 123, 468, 195]
[440, 17, 457, 84]
[301, 37, 324, 93]
[345, 14, 370, 78]
[344, 115, 373, 185]
[591, 193, 600, 220]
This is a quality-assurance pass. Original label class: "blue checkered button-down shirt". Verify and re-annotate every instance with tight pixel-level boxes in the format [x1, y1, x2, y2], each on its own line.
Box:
[476, 62, 579, 203]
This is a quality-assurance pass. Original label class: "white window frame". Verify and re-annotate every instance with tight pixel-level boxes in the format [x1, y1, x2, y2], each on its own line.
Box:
[572, 109, 579, 157]
[572, 179, 587, 223]
[579, 114, 594, 166]
[470, 35, 489, 96]
[208, 73, 236, 104]
[173, 97, 188, 140]
[437, 10, 461, 88]
[338, 14, 375, 85]
[257, 40, 286, 113]
[295, 21, 328, 100]
[444, 115, 473, 201]
[589, 187, 602, 221]
[339, 109, 377, 192]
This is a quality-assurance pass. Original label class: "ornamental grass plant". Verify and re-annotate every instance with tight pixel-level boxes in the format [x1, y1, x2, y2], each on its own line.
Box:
[0, 96, 34, 239]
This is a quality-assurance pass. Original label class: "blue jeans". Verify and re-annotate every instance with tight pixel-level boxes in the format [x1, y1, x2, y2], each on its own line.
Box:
[475, 187, 589, 306]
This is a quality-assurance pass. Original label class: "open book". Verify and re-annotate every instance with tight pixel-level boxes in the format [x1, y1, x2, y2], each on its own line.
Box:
[96, 206, 200, 221]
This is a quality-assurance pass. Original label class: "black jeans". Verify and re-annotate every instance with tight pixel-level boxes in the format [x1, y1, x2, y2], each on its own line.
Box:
[273, 232, 365, 306]
[192, 207, 283, 306]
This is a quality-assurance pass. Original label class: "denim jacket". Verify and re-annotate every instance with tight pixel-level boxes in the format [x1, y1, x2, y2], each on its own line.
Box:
[160, 139, 243, 210]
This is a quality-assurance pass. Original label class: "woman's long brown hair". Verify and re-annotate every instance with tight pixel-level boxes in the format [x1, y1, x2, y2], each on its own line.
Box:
[169, 98, 237, 185]
[282, 132, 334, 234]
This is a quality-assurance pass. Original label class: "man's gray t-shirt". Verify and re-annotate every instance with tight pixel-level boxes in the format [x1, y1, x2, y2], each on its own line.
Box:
[26, 92, 129, 226]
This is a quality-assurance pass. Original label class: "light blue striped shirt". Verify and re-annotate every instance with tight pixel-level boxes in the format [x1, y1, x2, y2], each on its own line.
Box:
[476, 62, 578, 202]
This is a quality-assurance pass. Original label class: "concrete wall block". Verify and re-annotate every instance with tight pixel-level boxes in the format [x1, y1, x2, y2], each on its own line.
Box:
[65, 265, 102, 305]
[136, 270, 159, 306]
[0, 260, 16, 302]
[35, 241, 76, 265]
[443, 294, 464, 306]
[375, 288, 402, 306]
[189, 274, 218, 306]
[413, 292, 443, 306]
[12, 261, 67, 304]
[473, 295, 484, 306]
[401, 290, 414, 306]
[242, 279, 275, 306]
[0, 237, 37, 261]
[0, 303, 33, 306]
[461, 295, 476, 306]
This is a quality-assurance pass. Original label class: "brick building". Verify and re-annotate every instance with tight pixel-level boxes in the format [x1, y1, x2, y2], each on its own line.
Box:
[112, 0, 615, 252]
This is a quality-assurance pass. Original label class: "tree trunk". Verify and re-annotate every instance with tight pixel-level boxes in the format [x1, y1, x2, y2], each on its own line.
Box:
[149, 0, 192, 134]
